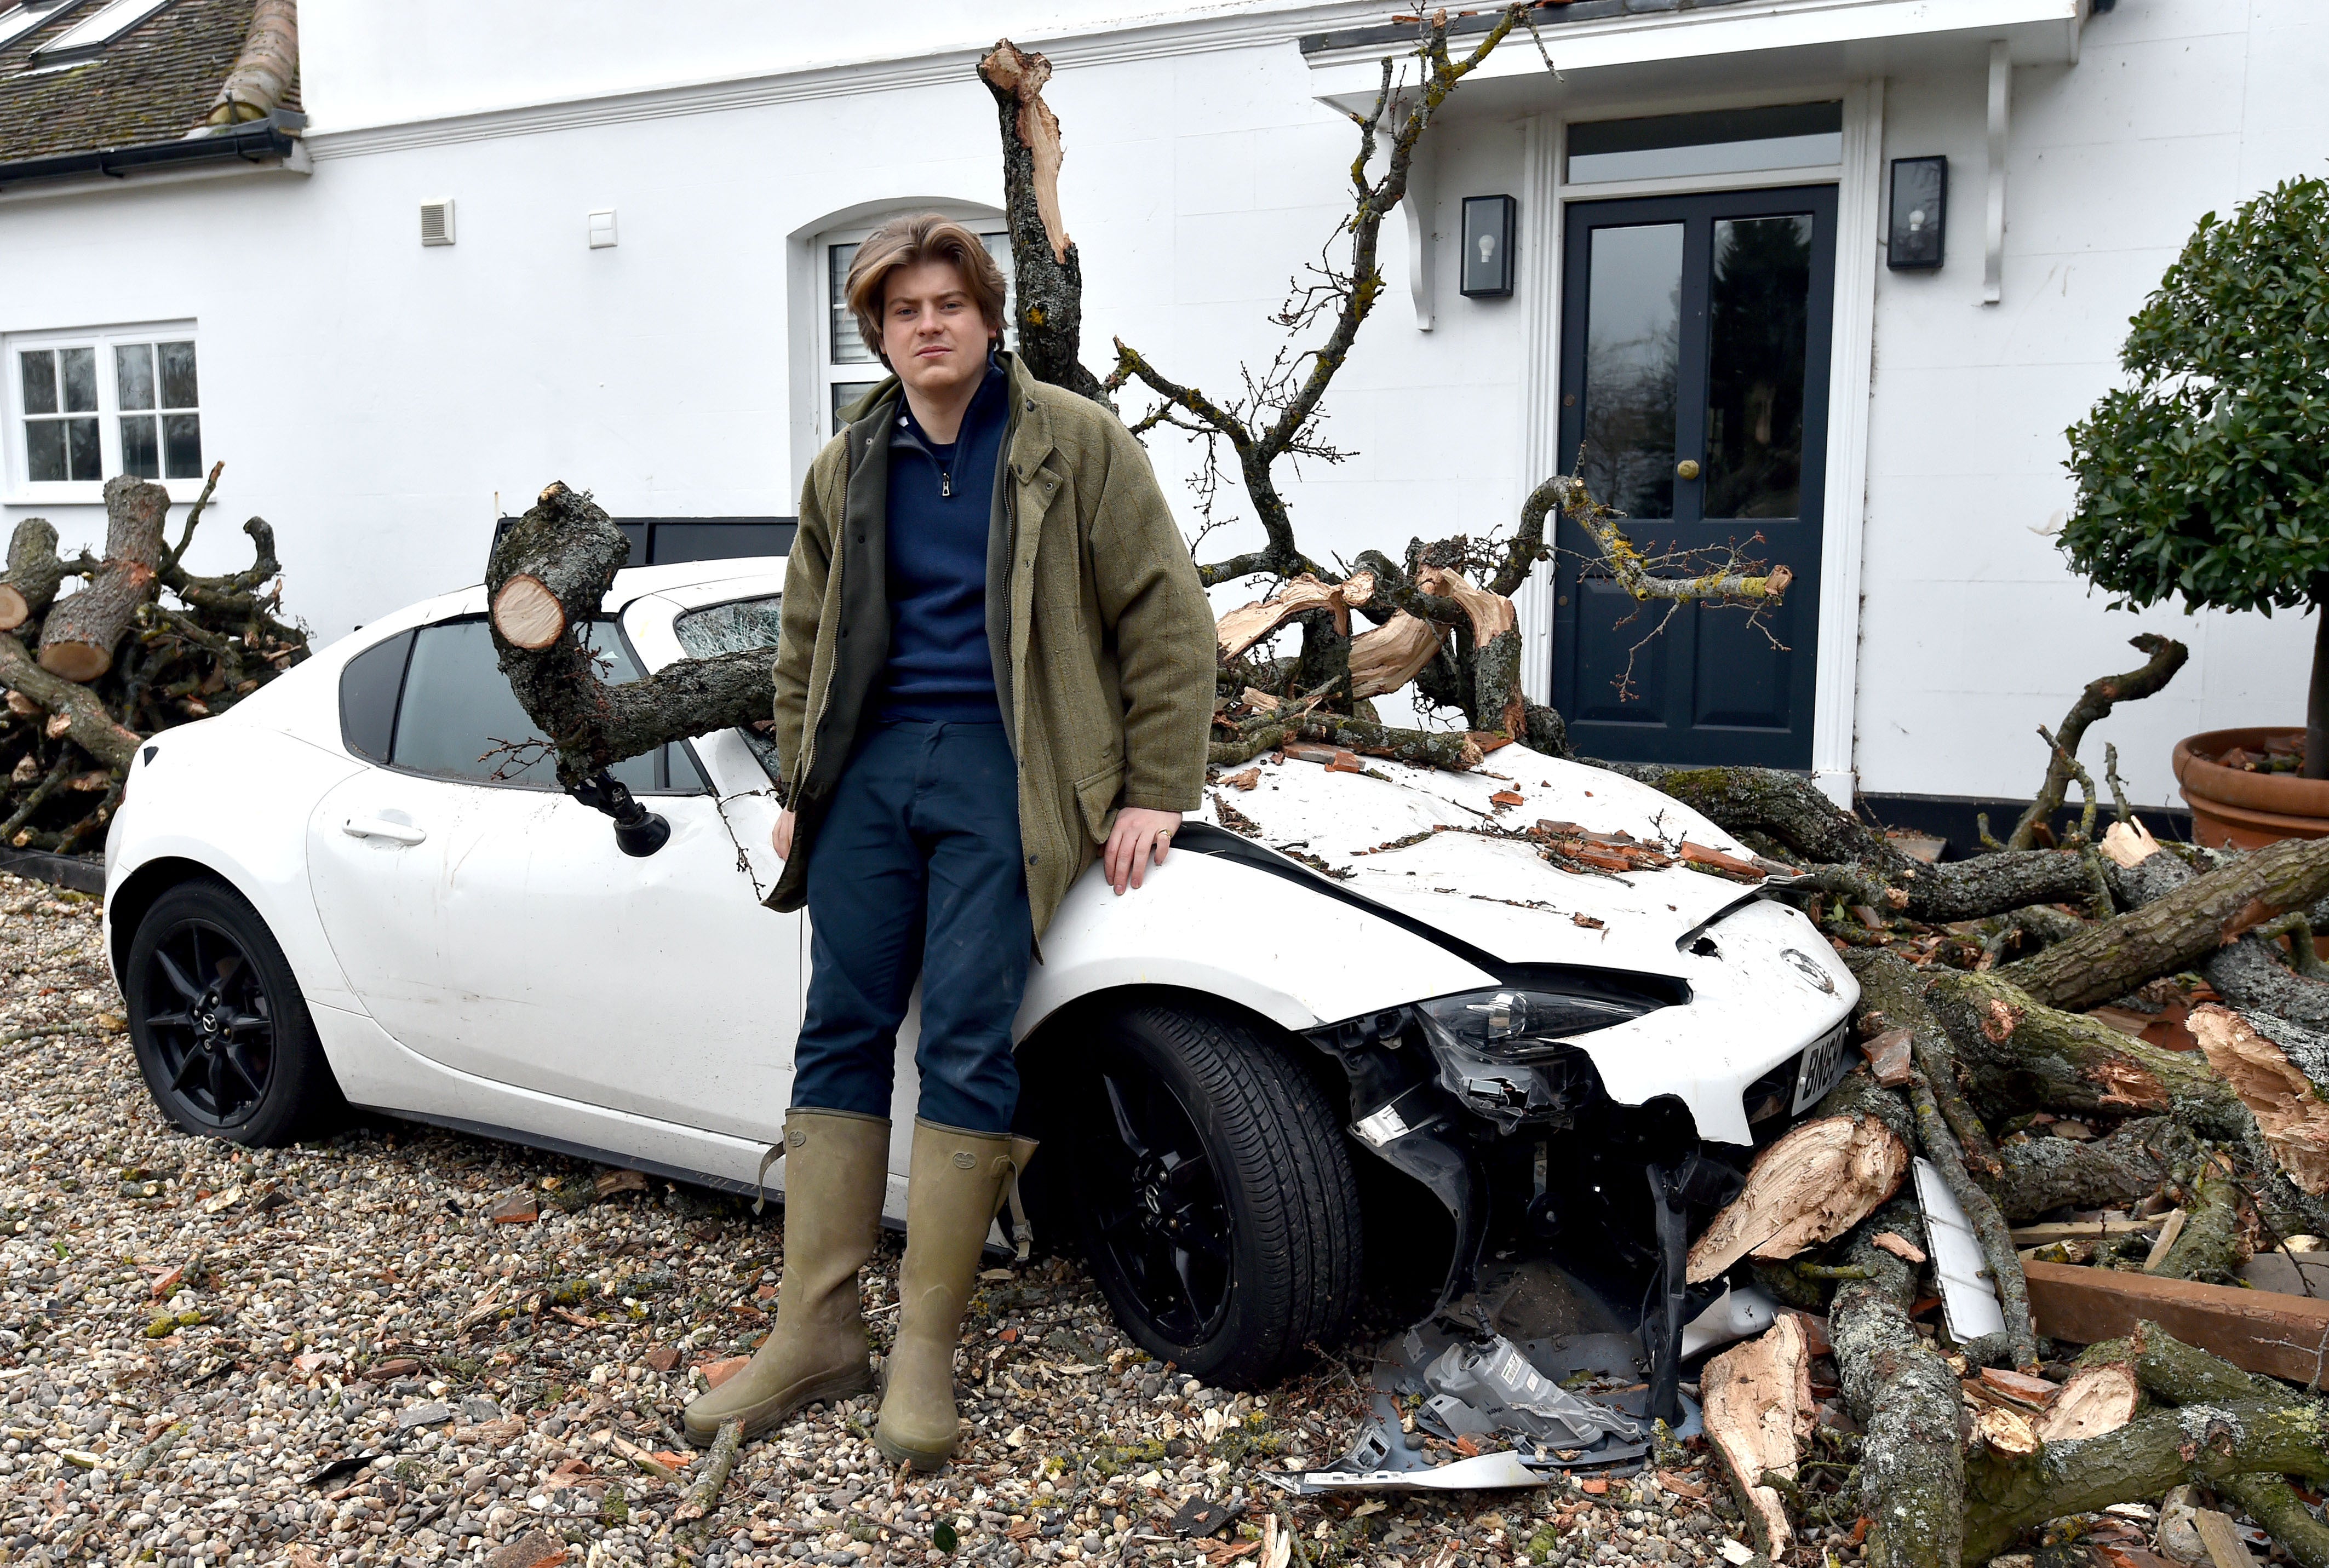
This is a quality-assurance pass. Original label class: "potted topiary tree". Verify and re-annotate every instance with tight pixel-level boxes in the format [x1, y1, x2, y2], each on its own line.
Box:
[2061, 174, 2329, 847]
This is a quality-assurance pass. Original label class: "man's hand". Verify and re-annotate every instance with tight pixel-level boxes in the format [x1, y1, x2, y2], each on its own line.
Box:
[1104, 807, 1181, 895]
[772, 809, 796, 860]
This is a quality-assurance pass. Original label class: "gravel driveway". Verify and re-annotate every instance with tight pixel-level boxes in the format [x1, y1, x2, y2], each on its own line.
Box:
[0, 875, 1769, 1568]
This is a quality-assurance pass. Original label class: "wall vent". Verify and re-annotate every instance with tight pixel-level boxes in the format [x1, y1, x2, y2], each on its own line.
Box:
[420, 199, 456, 247]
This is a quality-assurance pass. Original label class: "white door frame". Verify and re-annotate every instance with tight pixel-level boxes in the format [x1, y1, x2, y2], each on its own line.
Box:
[1515, 81, 1884, 808]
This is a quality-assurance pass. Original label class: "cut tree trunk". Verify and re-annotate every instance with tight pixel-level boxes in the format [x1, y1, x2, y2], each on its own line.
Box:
[0, 518, 62, 631]
[1998, 834, 2329, 1011]
[1990, 1115, 2197, 1224]
[1685, 1113, 1910, 1282]
[38, 475, 166, 681]
[1700, 1315, 1811, 1555]
[1827, 1200, 1963, 1568]
[979, 41, 1109, 404]
[1413, 565, 1525, 740]
[0, 633, 140, 771]
[486, 483, 772, 787]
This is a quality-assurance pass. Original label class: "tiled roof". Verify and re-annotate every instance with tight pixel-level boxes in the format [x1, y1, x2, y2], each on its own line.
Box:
[0, 0, 300, 164]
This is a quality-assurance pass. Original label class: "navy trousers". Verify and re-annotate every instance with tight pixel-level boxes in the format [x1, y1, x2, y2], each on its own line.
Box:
[792, 719, 1034, 1134]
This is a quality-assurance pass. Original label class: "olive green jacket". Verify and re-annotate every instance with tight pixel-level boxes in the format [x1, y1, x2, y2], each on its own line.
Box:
[767, 352, 1217, 938]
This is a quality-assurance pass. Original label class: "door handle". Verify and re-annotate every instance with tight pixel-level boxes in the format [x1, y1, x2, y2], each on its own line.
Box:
[343, 817, 427, 846]
[1675, 459, 1701, 480]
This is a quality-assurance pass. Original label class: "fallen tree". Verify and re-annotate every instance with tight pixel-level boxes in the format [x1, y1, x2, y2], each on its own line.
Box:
[0, 466, 309, 852]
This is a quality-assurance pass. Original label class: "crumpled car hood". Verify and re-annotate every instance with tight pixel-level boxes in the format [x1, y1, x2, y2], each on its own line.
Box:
[1200, 743, 1763, 978]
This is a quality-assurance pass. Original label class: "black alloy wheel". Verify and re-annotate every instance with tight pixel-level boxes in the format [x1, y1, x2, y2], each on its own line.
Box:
[1047, 999, 1364, 1388]
[127, 878, 340, 1145]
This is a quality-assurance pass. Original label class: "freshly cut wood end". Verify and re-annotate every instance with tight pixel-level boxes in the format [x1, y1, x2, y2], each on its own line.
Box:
[492, 576, 568, 651]
[35, 640, 110, 683]
[1700, 1316, 1808, 1554]
[3, 690, 39, 717]
[1686, 1114, 1911, 1283]
[2099, 817, 2162, 868]
[2189, 1004, 2329, 1196]
[2031, 1362, 2137, 1443]
[1974, 1403, 2040, 1456]
[0, 584, 26, 630]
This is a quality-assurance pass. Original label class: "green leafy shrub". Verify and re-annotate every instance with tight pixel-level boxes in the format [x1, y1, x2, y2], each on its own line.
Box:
[2061, 175, 2329, 770]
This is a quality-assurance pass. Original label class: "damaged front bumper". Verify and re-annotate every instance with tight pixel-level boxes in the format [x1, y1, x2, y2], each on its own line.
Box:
[1299, 891, 1858, 1456]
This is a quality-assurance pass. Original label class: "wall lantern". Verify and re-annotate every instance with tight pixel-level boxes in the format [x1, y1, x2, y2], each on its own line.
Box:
[1887, 156, 1947, 271]
[1460, 194, 1517, 298]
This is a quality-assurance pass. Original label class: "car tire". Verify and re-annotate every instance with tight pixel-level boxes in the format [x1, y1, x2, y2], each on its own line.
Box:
[1042, 998, 1362, 1388]
[125, 877, 342, 1146]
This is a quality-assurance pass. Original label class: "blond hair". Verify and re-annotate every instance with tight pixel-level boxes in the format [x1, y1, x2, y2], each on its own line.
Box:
[844, 214, 1008, 367]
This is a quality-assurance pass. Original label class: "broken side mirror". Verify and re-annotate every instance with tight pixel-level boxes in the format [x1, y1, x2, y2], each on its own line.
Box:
[567, 769, 671, 857]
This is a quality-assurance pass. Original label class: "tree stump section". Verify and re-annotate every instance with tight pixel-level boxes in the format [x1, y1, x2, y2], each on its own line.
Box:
[38, 475, 167, 681]
[0, 518, 63, 631]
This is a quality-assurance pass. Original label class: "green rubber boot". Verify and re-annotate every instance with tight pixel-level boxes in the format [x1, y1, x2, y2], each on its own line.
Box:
[874, 1121, 1037, 1471]
[681, 1110, 889, 1445]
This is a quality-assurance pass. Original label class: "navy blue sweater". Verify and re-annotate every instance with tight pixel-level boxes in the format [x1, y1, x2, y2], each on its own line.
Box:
[877, 362, 1009, 723]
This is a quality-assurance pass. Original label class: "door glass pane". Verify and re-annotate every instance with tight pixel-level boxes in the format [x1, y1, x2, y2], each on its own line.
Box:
[115, 343, 154, 410]
[59, 347, 96, 412]
[391, 618, 654, 794]
[1704, 215, 1814, 520]
[120, 415, 159, 478]
[20, 350, 56, 416]
[1580, 222, 1683, 520]
[829, 242, 873, 365]
[158, 341, 198, 408]
[66, 417, 99, 481]
[162, 412, 202, 479]
[983, 230, 1016, 351]
[25, 421, 65, 482]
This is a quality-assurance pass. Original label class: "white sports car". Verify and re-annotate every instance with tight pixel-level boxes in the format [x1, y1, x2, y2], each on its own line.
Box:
[102, 556, 1857, 1395]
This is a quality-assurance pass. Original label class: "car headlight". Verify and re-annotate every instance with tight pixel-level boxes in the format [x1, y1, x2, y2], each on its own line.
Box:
[1416, 980, 1671, 1062]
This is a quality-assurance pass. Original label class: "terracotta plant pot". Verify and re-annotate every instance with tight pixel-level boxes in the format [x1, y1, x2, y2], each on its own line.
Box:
[2172, 726, 2329, 848]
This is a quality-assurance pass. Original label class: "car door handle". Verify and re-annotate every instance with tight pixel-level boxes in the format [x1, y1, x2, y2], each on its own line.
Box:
[343, 817, 427, 846]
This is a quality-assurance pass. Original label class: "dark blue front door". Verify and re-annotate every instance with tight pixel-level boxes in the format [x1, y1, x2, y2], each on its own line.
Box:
[1551, 186, 1837, 768]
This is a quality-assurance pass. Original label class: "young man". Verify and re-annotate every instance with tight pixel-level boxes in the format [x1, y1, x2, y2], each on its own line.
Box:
[681, 215, 1215, 1469]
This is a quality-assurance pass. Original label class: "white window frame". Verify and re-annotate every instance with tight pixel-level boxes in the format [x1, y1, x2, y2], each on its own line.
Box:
[814, 220, 1014, 439]
[4, 320, 206, 504]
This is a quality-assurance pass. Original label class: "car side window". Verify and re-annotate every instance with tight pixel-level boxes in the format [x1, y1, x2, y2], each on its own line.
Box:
[339, 630, 413, 764]
[365, 617, 709, 795]
[674, 595, 783, 784]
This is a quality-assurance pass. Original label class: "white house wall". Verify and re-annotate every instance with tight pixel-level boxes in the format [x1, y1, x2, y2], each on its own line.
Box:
[1, 0, 2322, 806]
[1855, 0, 2329, 806]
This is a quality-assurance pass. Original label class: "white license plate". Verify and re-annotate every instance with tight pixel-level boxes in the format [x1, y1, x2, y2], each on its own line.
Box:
[1791, 1023, 1851, 1115]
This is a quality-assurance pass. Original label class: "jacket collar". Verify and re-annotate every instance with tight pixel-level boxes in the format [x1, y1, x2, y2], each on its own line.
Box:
[840, 350, 1060, 478]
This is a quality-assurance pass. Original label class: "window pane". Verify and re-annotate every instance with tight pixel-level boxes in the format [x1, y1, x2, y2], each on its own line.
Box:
[983, 231, 1017, 351]
[115, 343, 154, 410]
[1704, 215, 1814, 520]
[59, 347, 96, 413]
[19, 350, 56, 416]
[1568, 102, 1843, 183]
[339, 629, 414, 763]
[829, 242, 873, 365]
[162, 412, 202, 479]
[66, 417, 100, 481]
[674, 595, 783, 658]
[1580, 222, 1684, 521]
[120, 415, 159, 478]
[662, 740, 709, 793]
[831, 380, 880, 434]
[392, 618, 652, 794]
[158, 341, 198, 409]
[25, 420, 66, 483]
